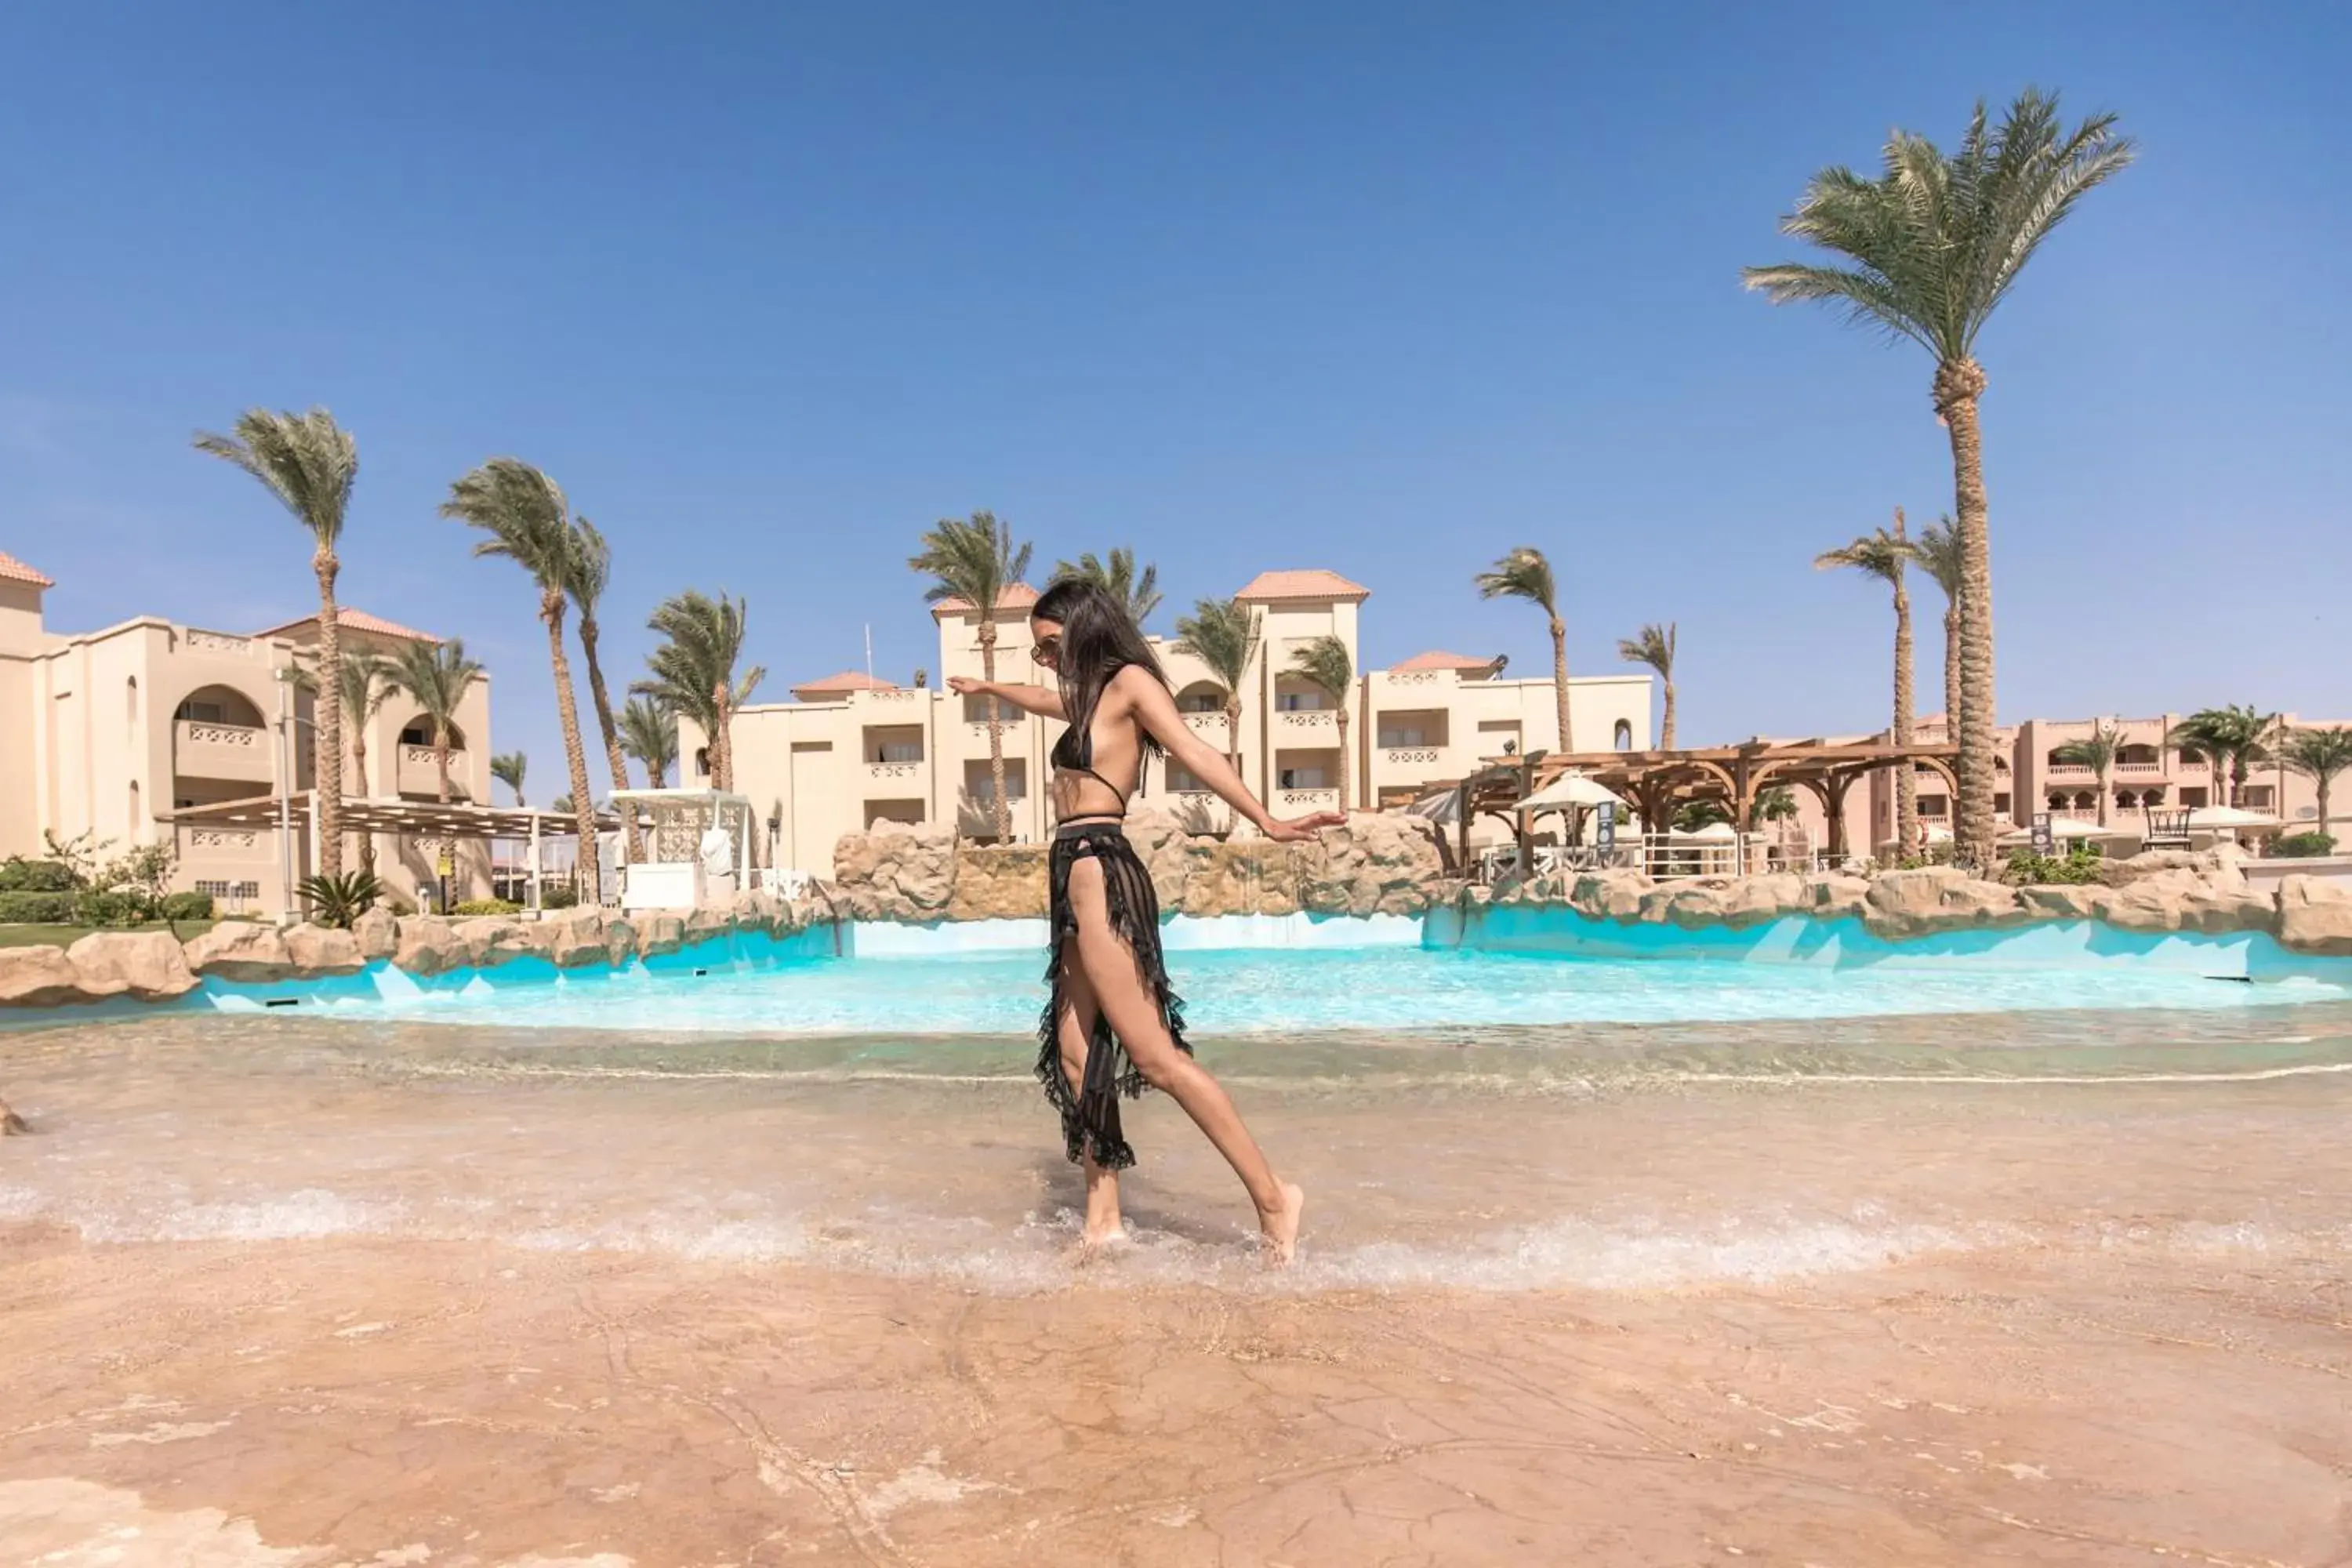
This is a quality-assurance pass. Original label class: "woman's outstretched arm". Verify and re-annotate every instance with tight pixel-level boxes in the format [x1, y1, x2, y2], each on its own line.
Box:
[1120, 669, 1344, 843]
[947, 674, 1066, 720]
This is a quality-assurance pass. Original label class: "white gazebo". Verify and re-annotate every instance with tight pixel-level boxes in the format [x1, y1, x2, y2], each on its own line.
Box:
[610, 789, 757, 912]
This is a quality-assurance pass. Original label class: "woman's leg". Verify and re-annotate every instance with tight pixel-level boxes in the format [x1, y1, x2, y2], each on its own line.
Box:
[1064, 855, 1306, 1261]
[1051, 955, 1124, 1245]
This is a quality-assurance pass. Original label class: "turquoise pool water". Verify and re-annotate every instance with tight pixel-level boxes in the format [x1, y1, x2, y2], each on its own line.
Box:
[200, 942, 2352, 1036]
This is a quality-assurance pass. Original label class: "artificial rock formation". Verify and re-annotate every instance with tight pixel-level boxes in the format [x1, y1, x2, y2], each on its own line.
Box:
[63, 931, 199, 1002]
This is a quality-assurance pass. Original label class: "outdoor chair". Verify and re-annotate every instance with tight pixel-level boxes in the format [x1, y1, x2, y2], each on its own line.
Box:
[2142, 808, 2191, 851]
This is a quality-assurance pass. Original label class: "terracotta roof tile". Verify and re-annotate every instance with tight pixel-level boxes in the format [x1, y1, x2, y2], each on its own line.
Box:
[1234, 568, 1370, 603]
[792, 670, 902, 700]
[0, 550, 54, 588]
[1392, 649, 1504, 673]
[929, 583, 1040, 618]
[251, 607, 443, 644]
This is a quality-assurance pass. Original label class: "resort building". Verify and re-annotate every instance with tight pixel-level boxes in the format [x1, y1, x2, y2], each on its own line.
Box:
[695, 568, 1655, 874]
[0, 550, 496, 912]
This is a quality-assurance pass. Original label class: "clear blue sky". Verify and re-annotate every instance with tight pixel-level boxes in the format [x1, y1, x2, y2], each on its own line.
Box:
[4, 2, 2344, 787]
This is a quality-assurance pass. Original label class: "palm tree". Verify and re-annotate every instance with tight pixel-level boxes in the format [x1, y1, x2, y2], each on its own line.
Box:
[564, 518, 643, 859]
[1750, 786, 1800, 831]
[2279, 727, 2352, 841]
[1816, 509, 1919, 851]
[443, 459, 601, 893]
[1615, 622, 1677, 749]
[1172, 597, 1262, 777]
[909, 512, 1032, 840]
[634, 591, 762, 792]
[1288, 633, 1355, 812]
[2170, 706, 2280, 809]
[193, 408, 359, 877]
[386, 638, 485, 804]
[2050, 722, 2123, 827]
[1913, 515, 1965, 731]
[1051, 547, 1162, 626]
[335, 650, 396, 874]
[1476, 547, 1572, 754]
[1745, 89, 2136, 869]
[491, 751, 528, 807]
[619, 696, 679, 789]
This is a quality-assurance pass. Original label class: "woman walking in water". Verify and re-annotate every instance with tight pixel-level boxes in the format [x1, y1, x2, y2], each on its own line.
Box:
[949, 578, 1338, 1264]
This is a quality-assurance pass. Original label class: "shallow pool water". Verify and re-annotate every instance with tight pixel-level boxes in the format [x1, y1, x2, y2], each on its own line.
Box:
[220, 943, 2352, 1036]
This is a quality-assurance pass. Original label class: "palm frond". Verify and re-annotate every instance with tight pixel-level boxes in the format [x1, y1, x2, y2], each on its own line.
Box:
[386, 637, 485, 742]
[1171, 597, 1262, 694]
[1474, 547, 1556, 615]
[2278, 727, 2352, 784]
[1051, 546, 1162, 625]
[910, 510, 1033, 612]
[617, 697, 678, 784]
[1912, 515, 1965, 600]
[490, 751, 528, 805]
[1288, 633, 1352, 702]
[566, 517, 612, 615]
[1616, 622, 1675, 677]
[443, 459, 576, 595]
[1814, 527, 1915, 588]
[191, 408, 358, 547]
[336, 650, 397, 726]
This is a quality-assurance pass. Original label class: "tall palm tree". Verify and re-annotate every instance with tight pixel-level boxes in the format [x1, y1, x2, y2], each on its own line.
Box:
[387, 638, 485, 804]
[336, 649, 396, 875]
[1615, 622, 1677, 749]
[619, 696, 679, 789]
[1050, 547, 1162, 626]
[444, 459, 601, 893]
[1288, 633, 1355, 812]
[1172, 597, 1261, 777]
[563, 518, 644, 859]
[193, 408, 358, 877]
[1745, 89, 2136, 868]
[1913, 515, 1965, 731]
[491, 751, 528, 807]
[2170, 706, 2280, 809]
[1817, 509, 1919, 851]
[634, 591, 762, 793]
[2051, 723, 2123, 827]
[910, 512, 1032, 840]
[2279, 727, 2352, 841]
[1476, 547, 1572, 754]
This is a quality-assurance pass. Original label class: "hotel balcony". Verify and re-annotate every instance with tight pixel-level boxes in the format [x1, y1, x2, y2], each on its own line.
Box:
[1273, 709, 1338, 742]
[396, 744, 471, 799]
[865, 760, 927, 786]
[1275, 786, 1341, 814]
[1181, 711, 1231, 746]
[172, 718, 275, 786]
[176, 821, 275, 866]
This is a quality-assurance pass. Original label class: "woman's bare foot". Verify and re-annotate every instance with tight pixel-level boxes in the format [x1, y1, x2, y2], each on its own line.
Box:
[1257, 1182, 1305, 1267]
[1073, 1221, 1130, 1264]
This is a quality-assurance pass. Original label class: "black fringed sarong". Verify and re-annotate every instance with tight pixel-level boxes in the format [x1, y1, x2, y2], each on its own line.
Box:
[1037, 820, 1192, 1171]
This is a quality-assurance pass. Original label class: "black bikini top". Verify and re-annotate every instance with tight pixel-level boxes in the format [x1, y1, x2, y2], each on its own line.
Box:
[1051, 682, 1142, 815]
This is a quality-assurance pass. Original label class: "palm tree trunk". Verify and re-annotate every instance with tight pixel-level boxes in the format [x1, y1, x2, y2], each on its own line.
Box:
[1938, 360, 1997, 869]
[1942, 606, 1962, 736]
[1892, 581, 1916, 854]
[578, 615, 644, 860]
[1334, 706, 1350, 813]
[1661, 678, 1677, 750]
[979, 622, 1010, 841]
[1225, 692, 1243, 776]
[350, 731, 376, 875]
[313, 553, 344, 879]
[1548, 616, 1572, 753]
[543, 594, 601, 897]
[2096, 762, 2111, 827]
[711, 681, 735, 794]
[435, 732, 452, 806]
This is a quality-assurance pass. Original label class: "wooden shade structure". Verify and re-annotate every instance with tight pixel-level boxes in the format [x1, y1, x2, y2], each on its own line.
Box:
[1450, 739, 1962, 866]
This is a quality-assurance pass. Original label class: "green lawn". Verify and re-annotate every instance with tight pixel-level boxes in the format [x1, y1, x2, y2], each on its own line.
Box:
[0, 920, 220, 949]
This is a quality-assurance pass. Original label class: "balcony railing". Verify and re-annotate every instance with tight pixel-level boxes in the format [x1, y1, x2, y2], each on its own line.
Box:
[1181, 712, 1230, 739]
[178, 824, 272, 863]
[2114, 760, 2166, 775]
[2043, 761, 2092, 777]
[866, 760, 924, 781]
[172, 719, 275, 785]
[183, 628, 255, 656]
[1276, 787, 1341, 813]
[1274, 709, 1338, 737]
[1380, 746, 1442, 768]
[396, 744, 470, 797]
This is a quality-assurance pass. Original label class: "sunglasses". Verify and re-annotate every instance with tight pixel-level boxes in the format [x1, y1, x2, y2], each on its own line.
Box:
[1030, 636, 1062, 666]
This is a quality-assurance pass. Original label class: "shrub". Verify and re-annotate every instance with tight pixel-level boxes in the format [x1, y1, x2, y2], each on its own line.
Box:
[385, 895, 418, 917]
[2270, 831, 2337, 859]
[0, 858, 77, 894]
[299, 870, 383, 931]
[0, 891, 76, 924]
[159, 891, 216, 921]
[542, 884, 579, 910]
[452, 898, 521, 916]
[74, 888, 159, 927]
[2004, 842, 2106, 886]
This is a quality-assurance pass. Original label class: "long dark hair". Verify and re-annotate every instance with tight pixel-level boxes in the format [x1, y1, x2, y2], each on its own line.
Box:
[1032, 576, 1170, 756]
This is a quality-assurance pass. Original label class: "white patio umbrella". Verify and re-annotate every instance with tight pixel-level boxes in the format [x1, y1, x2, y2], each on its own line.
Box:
[1516, 771, 1625, 815]
[1999, 817, 2107, 843]
[1671, 819, 1739, 842]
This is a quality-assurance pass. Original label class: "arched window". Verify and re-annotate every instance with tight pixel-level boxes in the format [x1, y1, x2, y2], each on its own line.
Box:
[1612, 719, 1632, 751]
[694, 746, 712, 779]
[2073, 791, 2095, 811]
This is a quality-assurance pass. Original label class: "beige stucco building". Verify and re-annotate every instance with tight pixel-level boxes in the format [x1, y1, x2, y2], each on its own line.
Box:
[0, 550, 495, 912]
[694, 568, 1654, 875]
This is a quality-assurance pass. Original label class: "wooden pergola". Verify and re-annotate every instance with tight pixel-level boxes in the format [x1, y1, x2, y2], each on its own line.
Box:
[1452, 739, 1961, 865]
